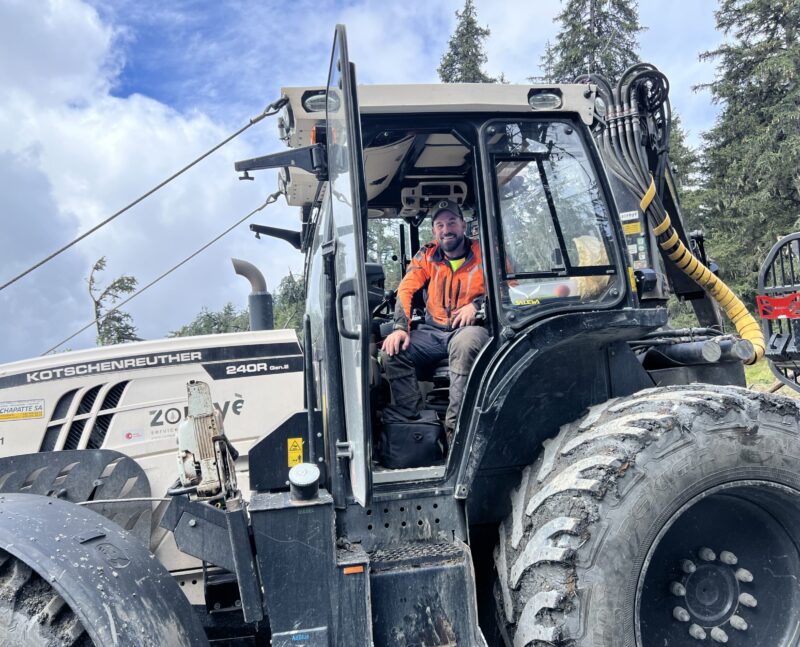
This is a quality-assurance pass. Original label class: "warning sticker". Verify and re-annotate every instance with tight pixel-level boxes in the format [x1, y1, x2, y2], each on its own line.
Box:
[0, 399, 44, 422]
[287, 437, 303, 467]
[619, 210, 639, 222]
[623, 221, 642, 236]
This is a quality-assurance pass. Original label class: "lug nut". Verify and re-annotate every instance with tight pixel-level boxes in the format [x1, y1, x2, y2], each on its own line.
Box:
[719, 550, 738, 565]
[729, 615, 748, 631]
[735, 568, 753, 583]
[689, 624, 707, 640]
[673, 606, 691, 622]
[698, 547, 716, 562]
[739, 592, 757, 608]
[681, 559, 697, 574]
[670, 581, 687, 597]
[710, 627, 728, 643]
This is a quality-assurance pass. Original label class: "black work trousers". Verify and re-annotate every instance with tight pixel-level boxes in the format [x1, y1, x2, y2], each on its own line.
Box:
[381, 324, 489, 432]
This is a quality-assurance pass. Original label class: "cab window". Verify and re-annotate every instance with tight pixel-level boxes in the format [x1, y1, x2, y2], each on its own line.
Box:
[366, 218, 408, 292]
[486, 120, 622, 318]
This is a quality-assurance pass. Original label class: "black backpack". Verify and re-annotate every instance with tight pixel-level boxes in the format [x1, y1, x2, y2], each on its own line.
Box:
[378, 406, 445, 469]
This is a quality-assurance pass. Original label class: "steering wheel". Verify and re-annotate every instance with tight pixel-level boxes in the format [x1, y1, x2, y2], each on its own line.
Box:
[371, 289, 397, 319]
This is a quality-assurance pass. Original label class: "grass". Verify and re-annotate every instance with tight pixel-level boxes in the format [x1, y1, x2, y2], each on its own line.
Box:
[744, 358, 800, 398]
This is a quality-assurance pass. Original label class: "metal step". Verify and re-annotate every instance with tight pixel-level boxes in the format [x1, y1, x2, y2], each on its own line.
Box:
[369, 540, 486, 647]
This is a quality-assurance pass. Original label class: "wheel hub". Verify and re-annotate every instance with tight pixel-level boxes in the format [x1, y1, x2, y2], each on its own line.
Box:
[670, 547, 755, 642]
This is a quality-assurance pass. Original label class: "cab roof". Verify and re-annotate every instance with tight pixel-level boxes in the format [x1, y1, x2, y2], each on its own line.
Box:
[280, 83, 597, 149]
[277, 83, 598, 210]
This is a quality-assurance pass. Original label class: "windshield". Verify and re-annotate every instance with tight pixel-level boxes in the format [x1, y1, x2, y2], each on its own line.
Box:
[486, 119, 622, 319]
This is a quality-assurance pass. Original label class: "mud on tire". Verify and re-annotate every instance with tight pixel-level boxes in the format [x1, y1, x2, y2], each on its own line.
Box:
[0, 549, 91, 646]
[494, 384, 800, 646]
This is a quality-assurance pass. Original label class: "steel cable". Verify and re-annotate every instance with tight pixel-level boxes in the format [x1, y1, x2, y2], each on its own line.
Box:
[1, 96, 288, 293]
[41, 190, 283, 355]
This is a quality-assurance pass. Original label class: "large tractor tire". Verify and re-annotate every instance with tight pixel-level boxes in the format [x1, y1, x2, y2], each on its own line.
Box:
[0, 549, 91, 646]
[494, 384, 800, 646]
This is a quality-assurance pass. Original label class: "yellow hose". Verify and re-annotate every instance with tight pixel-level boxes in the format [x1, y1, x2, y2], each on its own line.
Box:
[640, 178, 765, 364]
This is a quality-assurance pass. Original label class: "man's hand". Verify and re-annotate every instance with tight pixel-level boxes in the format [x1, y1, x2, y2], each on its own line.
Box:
[382, 329, 410, 356]
[452, 302, 478, 328]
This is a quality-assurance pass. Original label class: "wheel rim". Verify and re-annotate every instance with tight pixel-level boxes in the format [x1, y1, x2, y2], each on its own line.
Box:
[636, 480, 800, 646]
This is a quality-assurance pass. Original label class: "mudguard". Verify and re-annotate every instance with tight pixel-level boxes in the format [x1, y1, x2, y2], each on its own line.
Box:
[0, 493, 208, 646]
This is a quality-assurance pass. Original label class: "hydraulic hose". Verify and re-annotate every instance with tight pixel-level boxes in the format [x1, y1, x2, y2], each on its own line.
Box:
[641, 179, 764, 363]
[580, 64, 765, 364]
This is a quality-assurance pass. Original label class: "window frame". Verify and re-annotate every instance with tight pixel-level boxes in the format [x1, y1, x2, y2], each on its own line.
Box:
[480, 116, 628, 328]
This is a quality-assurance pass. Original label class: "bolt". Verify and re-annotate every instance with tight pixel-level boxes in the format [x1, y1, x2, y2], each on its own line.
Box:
[698, 547, 716, 562]
[188, 519, 197, 527]
[735, 568, 753, 583]
[739, 592, 757, 608]
[681, 559, 697, 574]
[689, 624, 707, 640]
[719, 551, 738, 565]
[729, 615, 748, 631]
[670, 581, 687, 597]
[673, 606, 691, 622]
[710, 627, 728, 643]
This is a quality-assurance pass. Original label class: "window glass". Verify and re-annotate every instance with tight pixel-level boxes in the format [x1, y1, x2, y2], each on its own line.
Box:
[487, 120, 621, 314]
[366, 218, 407, 292]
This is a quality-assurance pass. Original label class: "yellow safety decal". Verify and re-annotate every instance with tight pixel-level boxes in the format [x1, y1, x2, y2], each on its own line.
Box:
[628, 267, 637, 292]
[640, 176, 656, 212]
[287, 437, 303, 467]
[0, 399, 44, 422]
[623, 221, 642, 235]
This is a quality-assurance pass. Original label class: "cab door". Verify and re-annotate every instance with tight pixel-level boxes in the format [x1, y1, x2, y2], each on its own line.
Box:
[325, 25, 372, 505]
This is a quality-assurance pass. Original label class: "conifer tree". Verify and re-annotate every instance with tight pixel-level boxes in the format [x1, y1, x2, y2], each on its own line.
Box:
[697, 0, 800, 302]
[438, 0, 495, 83]
[543, 0, 644, 83]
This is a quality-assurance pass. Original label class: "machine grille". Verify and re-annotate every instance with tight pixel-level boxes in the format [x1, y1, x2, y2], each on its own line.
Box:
[88, 381, 129, 449]
[39, 425, 62, 452]
[63, 419, 86, 450]
[51, 389, 78, 420]
[76, 385, 102, 415]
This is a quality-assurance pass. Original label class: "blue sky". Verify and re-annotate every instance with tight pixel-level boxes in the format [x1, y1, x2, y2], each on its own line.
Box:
[0, 0, 723, 364]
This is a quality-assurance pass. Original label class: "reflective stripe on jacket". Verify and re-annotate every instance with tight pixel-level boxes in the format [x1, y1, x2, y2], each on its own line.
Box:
[393, 238, 485, 332]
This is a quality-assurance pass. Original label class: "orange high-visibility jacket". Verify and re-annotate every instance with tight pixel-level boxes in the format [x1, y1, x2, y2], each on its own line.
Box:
[393, 239, 485, 332]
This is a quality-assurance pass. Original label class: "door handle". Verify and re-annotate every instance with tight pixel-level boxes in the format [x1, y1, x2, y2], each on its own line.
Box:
[336, 277, 360, 340]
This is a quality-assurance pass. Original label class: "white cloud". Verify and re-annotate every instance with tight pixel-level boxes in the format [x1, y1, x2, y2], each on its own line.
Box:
[0, 0, 304, 363]
[0, 0, 118, 105]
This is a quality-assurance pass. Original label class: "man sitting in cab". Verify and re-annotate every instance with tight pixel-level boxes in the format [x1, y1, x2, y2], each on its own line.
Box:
[381, 200, 489, 440]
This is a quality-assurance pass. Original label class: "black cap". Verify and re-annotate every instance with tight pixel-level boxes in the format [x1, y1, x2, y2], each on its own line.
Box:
[431, 199, 464, 223]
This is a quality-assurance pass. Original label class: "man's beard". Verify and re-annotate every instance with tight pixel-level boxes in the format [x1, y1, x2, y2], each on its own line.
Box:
[440, 234, 464, 255]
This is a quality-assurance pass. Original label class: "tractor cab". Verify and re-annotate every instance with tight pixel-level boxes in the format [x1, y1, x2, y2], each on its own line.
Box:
[242, 26, 631, 507]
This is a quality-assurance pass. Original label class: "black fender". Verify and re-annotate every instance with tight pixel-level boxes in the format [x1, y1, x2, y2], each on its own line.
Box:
[0, 493, 209, 646]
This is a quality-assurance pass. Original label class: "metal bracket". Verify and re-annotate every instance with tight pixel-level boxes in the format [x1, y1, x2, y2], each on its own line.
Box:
[335, 441, 353, 460]
[235, 143, 328, 181]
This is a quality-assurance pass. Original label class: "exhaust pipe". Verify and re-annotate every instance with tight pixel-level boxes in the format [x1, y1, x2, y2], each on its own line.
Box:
[232, 258, 273, 330]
